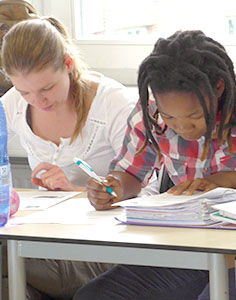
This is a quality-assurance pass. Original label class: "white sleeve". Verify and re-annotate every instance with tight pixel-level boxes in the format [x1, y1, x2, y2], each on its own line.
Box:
[104, 87, 137, 155]
[1, 87, 20, 142]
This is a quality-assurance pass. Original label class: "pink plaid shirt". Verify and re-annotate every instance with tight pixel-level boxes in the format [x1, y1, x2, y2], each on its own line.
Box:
[110, 99, 236, 187]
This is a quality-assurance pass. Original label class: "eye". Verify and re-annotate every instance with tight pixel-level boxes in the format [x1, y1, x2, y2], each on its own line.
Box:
[190, 114, 204, 120]
[42, 86, 52, 92]
[20, 92, 29, 97]
[160, 113, 173, 120]
[41, 84, 54, 92]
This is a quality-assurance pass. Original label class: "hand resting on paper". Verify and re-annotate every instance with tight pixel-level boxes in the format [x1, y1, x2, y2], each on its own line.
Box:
[31, 162, 86, 192]
[167, 178, 217, 195]
[167, 171, 236, 196]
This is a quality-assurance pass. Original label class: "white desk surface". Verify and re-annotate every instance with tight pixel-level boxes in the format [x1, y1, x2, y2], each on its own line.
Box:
[0, 193, 235, 300]
[1, 216, 236, 253]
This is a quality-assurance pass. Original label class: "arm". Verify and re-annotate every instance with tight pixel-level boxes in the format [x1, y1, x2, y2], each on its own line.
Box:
[88, 100, 160, 210]
[110, 170, 142, 199]
[206, 171, 236, 188]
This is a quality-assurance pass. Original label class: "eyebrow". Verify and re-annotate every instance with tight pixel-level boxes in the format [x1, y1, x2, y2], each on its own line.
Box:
[15, 84, 54, 94]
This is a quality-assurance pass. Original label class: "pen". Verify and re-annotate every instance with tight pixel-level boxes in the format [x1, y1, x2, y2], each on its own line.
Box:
[73, 157, 117, 197]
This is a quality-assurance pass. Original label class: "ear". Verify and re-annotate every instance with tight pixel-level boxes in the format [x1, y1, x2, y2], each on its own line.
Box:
[216, 79, 225, 98]
[65, 54, 74, 73]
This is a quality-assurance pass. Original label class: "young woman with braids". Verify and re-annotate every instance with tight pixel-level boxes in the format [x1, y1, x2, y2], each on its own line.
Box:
[74, 30, 236, 299]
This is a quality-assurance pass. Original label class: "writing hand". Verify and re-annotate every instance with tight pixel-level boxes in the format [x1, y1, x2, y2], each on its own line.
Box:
[87, 174, 121, 210]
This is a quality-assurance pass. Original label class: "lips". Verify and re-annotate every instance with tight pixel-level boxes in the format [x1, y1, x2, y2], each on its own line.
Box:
[180, 134, 201, 141]
[41, 104, 53, 111]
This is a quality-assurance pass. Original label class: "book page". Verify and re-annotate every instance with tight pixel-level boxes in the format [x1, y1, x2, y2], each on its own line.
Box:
[114, 187, 236, 208]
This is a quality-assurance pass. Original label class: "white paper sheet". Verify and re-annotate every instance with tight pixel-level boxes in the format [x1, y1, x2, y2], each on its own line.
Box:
[18, 190, 82, 210]
[212, 201, 236, 220]
[9, 198, 123, 225]
[115, 187, 236, 208]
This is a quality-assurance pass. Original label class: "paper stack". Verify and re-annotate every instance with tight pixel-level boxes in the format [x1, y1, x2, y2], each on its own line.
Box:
[114, 187, 236, 226]
[211, 201, 236, 225]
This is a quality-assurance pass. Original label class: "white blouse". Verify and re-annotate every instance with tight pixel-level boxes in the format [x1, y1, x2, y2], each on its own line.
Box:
[2, 75, 136, 186]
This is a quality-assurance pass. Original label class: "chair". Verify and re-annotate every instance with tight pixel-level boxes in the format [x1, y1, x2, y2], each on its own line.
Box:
[159, 166, 174, 193]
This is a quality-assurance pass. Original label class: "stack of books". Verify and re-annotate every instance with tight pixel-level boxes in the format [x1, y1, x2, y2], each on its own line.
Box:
[114, 187, 236, 227]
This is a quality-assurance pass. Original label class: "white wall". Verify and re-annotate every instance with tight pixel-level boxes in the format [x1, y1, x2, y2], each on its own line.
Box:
[76, 40, 153, 86]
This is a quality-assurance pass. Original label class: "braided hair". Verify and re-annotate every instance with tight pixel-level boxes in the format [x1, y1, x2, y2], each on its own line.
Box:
[137, 30, 236, 160]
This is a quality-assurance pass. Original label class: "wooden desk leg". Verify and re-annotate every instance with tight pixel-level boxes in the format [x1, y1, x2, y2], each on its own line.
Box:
[208, 253, 229, 300]
[7, 240, 26, 300]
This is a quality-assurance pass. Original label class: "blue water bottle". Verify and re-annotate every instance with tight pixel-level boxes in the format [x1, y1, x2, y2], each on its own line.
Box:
[0, 100, 10, 226]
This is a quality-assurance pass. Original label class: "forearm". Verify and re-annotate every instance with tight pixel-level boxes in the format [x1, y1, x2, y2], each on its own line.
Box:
[110, 170, 142, 200]
[206, 171, 236, 188]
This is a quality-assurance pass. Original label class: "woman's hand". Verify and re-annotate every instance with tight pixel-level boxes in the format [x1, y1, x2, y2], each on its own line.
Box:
[31, 162, 85, 191]
[167, 178, 217, 195]
[87, 174, 122, 210]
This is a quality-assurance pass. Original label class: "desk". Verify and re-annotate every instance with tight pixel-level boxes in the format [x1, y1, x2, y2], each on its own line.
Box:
[1, 198, 236, 300]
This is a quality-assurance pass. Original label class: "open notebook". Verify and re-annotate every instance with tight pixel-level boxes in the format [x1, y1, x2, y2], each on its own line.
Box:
[113, 187, 236, 229]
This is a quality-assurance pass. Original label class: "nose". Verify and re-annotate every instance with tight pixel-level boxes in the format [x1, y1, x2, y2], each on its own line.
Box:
[173, 119, 193, 133]
[32, 93, 47, 106]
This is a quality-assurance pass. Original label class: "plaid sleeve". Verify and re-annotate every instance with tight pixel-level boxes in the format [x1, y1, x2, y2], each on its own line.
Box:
[109, 99, 161, 187]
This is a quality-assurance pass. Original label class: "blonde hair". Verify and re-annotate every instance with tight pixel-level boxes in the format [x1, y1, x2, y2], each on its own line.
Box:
[1, 16, 89, 142]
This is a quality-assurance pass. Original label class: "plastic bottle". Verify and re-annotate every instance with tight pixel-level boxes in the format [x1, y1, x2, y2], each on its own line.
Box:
[0, 100, 10, 226]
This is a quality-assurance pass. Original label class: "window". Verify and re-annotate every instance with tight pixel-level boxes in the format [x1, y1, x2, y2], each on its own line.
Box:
[74, 0, 159, 39]
[74, 0, 236, 45]
[30, 0, 236, 85]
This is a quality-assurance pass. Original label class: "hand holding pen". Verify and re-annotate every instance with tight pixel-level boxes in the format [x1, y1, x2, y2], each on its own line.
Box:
[74, 158, 121, 210]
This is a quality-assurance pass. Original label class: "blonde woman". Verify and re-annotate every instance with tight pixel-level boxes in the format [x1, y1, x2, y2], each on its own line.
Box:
[1, 17, 135, 299]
